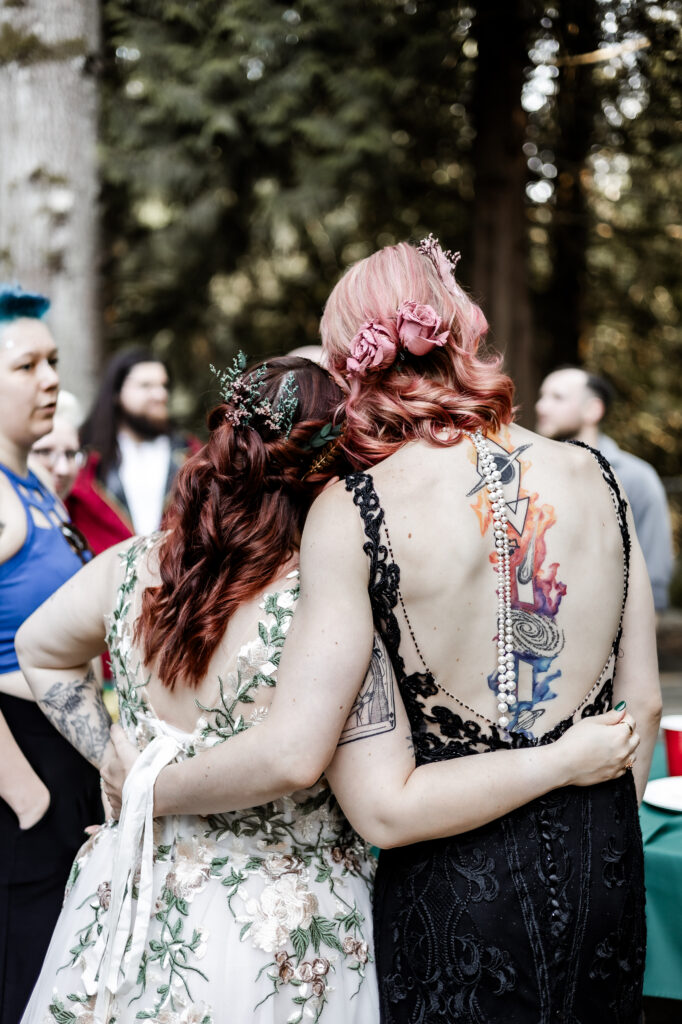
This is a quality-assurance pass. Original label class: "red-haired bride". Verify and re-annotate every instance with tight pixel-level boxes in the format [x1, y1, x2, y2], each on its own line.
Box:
[19, 258, 653, 1023]
[17, 358, 382, 1024]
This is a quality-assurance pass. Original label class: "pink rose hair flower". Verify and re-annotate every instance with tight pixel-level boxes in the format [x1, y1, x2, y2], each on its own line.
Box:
[346, 320, 398, 377]
[345, 301, 452, 378]
[396, 301, 450, 356]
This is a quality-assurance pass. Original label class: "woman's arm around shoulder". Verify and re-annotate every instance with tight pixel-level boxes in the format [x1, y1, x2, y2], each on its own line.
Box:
[326, 636, 642, 849]
[147, 482, 384, 817]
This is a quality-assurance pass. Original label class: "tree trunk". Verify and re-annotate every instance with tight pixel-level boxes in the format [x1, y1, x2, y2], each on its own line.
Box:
[471, 0, 536, 425]
[541, 0, 599, 376]
[0, 0, 100, 406]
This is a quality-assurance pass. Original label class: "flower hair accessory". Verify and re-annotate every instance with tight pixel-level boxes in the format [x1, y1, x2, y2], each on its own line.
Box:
[417, 233, 461, 293]
[345, 301, 449, 377]
[346, 320, 397, 377]
[396, 301, 449, 356]
[210, 352, 299, 438]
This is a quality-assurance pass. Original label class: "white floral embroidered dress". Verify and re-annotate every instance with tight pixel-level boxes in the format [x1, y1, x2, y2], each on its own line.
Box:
[22, 538, 378, 1024]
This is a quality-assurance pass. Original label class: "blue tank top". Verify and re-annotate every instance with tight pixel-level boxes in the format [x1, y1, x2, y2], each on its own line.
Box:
[0, 464, 90, 674]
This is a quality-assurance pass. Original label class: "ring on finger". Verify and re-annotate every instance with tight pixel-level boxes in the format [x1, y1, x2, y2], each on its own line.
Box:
[624, 721, 634, 735]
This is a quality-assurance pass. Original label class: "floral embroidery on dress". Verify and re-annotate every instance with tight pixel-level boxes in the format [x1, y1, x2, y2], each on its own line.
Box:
[32, 541, 377, 1024]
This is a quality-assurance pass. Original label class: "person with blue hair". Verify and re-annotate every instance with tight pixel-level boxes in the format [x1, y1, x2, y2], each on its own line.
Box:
[0, 285, 103, 1023]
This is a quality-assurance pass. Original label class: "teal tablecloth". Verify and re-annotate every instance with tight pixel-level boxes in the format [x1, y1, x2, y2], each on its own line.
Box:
[641, 742, 682, 1000]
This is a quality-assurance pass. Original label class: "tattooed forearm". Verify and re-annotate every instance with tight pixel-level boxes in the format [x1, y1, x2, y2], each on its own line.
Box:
[338, 636, 396, 746]
[37, 666, 112, 767]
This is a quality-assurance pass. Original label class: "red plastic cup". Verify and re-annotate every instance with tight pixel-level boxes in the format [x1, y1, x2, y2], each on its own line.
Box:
[661, 715, 682, 777]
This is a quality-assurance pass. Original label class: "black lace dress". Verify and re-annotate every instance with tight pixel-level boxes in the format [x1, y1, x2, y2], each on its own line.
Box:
[345, 447, 645, 1024]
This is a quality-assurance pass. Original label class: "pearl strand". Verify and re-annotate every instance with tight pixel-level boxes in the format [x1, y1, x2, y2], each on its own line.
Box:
[466, 429, 516, 729]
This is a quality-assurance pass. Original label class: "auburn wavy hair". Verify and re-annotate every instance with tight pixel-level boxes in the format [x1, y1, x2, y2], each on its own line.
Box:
[135, 357, 345, 689]
[320, 241, 515, 467]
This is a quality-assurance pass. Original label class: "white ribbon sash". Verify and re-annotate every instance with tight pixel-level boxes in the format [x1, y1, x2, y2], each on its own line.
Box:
[83, 733, 181, 1021]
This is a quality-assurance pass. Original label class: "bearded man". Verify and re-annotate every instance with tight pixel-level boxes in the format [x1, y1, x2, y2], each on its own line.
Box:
[68, 349, 200, 553]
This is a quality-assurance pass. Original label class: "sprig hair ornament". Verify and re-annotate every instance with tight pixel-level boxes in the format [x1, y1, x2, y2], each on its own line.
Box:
[417, 234, 461, 293]
[210, 352, 299, 439]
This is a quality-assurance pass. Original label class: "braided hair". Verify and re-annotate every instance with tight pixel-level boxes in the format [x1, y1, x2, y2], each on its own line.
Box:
[135, 357, 346, 689]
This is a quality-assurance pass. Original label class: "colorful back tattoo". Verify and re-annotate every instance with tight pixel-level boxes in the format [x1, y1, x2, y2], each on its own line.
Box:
[468, 430, 567, 736]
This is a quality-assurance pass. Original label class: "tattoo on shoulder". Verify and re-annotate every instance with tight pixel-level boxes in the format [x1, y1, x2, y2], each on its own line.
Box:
[338, 636, 396, 746]
[38, 666, 112, 766]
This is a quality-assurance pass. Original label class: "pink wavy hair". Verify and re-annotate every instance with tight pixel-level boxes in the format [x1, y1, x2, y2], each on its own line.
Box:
[320, 241, 515, 467]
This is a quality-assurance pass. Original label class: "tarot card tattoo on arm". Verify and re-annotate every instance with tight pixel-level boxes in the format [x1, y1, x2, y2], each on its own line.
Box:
[338, 635, 397, 746]
[37, 665, 112, 767]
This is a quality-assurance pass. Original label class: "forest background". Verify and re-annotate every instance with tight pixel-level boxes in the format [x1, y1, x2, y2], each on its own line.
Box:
[0, 0, 680, 600]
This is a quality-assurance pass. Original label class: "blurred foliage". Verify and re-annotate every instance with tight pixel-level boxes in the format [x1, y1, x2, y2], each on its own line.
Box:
[518, 1, 681, 480]
[99, 2, 680, 501]
[100, 0, 478, 420]
[583, 3, 681, 479]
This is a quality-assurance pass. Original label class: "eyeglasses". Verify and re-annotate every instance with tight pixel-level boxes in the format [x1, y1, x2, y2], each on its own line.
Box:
[58, 521, 92, 565]
[32, 446, 85, 469]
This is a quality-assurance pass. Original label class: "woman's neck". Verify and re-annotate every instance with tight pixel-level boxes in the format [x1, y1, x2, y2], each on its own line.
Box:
[0, 436, 29, 476]
[274, 551, 300, 580]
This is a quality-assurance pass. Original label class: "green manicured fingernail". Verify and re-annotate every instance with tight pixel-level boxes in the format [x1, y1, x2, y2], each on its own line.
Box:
[614, 700, 626, 711]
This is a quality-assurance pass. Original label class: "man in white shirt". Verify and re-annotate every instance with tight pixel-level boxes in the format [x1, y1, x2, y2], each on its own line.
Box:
[116, 359, 174, 535]
[536, 366, 674, 611]
[68, 350, 200, 553]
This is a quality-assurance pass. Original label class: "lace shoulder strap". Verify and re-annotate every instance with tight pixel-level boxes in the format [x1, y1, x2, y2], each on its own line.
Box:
[566, 440, 631, 643]
[106, 535, 161, 723]
[344, 472, 405, 676]
[116, 534, 160, 612]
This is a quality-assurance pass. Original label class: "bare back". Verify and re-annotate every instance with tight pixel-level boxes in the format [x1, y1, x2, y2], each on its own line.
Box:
[344, 424, 627, 751]
[109, 536, 300, 739]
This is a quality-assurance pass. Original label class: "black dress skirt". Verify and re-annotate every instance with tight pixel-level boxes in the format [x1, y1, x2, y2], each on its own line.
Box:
[373, 775, 645, 1023]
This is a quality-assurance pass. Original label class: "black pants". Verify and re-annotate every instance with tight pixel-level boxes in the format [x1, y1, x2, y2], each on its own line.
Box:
[0, 694, 102, 1024]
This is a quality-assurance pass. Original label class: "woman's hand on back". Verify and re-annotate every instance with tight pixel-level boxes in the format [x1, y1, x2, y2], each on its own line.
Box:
[100, 723, 139, 818]
[553, 707, 639, 788]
